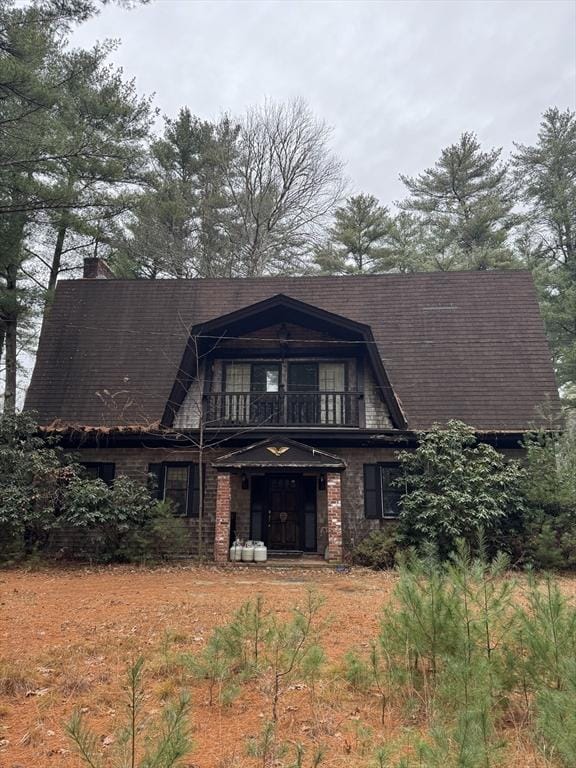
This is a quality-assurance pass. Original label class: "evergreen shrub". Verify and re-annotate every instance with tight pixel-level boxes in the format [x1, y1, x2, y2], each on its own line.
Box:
[352, 528, 399, 569]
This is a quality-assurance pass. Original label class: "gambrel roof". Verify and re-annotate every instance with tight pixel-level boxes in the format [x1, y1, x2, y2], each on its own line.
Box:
[25, 270, 560, 432]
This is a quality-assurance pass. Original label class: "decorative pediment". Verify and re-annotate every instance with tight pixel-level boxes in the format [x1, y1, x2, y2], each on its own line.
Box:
[192, 293, 374, 341]
[212, 438, 346, 470]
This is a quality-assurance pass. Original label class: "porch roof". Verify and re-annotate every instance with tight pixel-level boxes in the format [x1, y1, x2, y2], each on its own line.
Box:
[212, 438, 346, 470]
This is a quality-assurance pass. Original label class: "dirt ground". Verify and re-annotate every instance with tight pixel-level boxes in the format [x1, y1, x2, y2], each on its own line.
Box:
[0, 564, 572, 768]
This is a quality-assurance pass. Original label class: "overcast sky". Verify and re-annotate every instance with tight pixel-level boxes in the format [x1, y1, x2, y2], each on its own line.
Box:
[73, 0, 576, 205]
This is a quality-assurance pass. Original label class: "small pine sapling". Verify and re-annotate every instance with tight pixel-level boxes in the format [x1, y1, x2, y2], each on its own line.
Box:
[66, 656, 192, 768]
[520, 573, 576, 691]
[246, 720, 286, 768]
[380, 548, 462, 679]
[534, 661, 576, 766]
[284, 743, 325, 768]
[223, 595, 270, 674]
[342, 643, 389, 724]
[264, 589, 326, 722]
[184, 630, 239, 706]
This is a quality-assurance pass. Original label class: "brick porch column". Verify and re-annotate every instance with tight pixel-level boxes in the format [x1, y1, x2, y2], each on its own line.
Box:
[214, 472, 232, 564]
[326, 472, 343, 563]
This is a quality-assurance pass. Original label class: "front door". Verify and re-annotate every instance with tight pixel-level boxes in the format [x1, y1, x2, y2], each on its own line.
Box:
[268, 476, 300, 550]
[250, 474, 317, 552]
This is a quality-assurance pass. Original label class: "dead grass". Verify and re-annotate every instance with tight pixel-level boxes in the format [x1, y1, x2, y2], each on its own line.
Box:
[0, 564, 573, 767]
[0, 660, 39, 697]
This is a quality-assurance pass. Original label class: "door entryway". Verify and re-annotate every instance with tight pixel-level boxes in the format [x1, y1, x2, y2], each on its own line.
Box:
[250, 474, 317, 553]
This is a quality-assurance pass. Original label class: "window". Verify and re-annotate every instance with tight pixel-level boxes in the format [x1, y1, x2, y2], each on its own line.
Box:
[80, 462, 115, 486]
[148, 462, 201, 517]
[364, 463, 403, 519]
[224, 362, 251, 392]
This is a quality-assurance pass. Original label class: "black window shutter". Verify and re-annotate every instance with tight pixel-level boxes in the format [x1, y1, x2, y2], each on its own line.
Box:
[148, 463, 165, 500]
[364, 464, 382, 519]
[99, 463, 116, 486]
[188, 463, 202, 517]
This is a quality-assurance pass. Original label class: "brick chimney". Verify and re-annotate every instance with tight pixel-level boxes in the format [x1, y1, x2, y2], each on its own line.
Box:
[83, 257, 114, 279]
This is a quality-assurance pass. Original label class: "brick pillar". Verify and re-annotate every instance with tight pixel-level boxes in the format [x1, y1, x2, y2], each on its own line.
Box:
[214, 472, 232, 564]
[326, 472, 343, 563]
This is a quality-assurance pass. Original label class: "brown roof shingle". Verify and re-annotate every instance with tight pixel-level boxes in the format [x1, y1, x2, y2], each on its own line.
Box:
[25, 270, 560, 432]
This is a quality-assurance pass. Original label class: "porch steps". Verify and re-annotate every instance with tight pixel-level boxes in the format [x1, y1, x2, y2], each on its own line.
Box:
[226, 556, 336, 570]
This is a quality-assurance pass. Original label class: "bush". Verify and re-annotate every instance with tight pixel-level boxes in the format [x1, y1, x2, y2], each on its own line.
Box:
[56, 479, 189, 563]
[0, 412, 73, 559]
[507, 423, 576, 570]
[523, 424, 576, 507]
[509, 500, 576, 571]
[352, 528, 399, 569]
[397, 420, 526, 559]
[116, 500, 191, 563]
[0, 412, 188, 564]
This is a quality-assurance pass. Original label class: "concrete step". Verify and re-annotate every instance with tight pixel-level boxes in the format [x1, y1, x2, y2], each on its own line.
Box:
[226, 557, 336, 569]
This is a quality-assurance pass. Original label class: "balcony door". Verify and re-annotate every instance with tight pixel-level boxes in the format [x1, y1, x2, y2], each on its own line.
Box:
[287, 362, 318, 424]
[223, 362, 279, 425]
[287, 362, 346, 425]
[250, 363, 280, 425]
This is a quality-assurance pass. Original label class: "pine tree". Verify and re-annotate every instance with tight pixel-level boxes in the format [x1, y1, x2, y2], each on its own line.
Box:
[116, 108, 239, 278]
[0, 1, 152, 412]
[399, 132, 519, 271]
[39, 43, 153, 293]
[314, 194, 391, 274]
[513, 107, 576, 388]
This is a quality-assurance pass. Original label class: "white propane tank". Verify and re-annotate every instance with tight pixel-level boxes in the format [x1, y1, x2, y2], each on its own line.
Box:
[229, 539, 243, 562]
[253, 541, 267, 563]
[241, 540, 255, 562]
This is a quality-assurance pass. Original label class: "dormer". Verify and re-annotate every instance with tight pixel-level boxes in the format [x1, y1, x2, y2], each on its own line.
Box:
[165, 294, 406, 431]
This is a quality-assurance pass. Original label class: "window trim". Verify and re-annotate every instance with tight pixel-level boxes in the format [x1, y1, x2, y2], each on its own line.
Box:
[148, 462, 201, 518]
[364, 462, 402, 520]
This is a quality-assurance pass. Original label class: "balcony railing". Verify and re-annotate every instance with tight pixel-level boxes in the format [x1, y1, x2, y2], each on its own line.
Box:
[204, 391, 360, 427]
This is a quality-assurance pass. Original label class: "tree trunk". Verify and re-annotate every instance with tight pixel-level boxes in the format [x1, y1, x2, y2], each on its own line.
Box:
[4, 264, 18, 416]
[48, 218, 68, 292]
[2, 207, 27, 415]
[0, 321, 5, 370]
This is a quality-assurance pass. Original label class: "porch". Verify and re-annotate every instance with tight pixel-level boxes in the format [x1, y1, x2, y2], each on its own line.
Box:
[211, 439, 345, 564]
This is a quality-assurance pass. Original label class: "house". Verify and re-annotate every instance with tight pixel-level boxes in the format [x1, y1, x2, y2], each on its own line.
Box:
[25, 260, 560, 562]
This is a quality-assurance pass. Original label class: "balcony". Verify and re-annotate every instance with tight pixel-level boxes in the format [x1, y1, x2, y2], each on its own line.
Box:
[204, 391, 361, 428]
